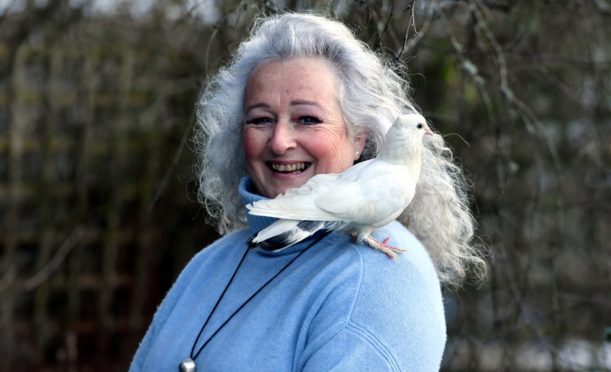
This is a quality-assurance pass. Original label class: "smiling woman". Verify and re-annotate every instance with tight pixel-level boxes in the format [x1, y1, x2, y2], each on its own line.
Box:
[243, 57, 364, 198]
[129, 12, 485, 372]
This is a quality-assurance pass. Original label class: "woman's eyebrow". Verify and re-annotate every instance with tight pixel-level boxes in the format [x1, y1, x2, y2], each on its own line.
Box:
[290, 99, 320, 107]
[245, 102, 271, 112]
[245, 100, 322, 112]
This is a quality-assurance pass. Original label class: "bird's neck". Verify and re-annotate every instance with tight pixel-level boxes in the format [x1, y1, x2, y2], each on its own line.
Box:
[379, 137, 422, 166]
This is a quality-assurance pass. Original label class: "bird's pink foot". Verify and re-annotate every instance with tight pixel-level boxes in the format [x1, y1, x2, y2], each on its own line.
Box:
[363, 235, 406, 260]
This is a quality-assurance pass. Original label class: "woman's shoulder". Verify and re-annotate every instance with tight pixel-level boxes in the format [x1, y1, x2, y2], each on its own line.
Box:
[347, 221, 443, 308]
[313, 222, 440, 303]
[364, 221, 440, 282]
[303, 224, 446, 370]
[351, 224, 446, 369]
[310, 222, 444, 326]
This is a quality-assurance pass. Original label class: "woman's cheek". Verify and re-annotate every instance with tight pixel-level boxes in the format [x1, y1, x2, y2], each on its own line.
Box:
[243, 129, 264, 160]
[309, 140, 352, 173]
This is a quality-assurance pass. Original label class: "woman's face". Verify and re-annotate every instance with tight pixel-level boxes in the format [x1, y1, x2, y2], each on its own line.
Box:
[243, 57, 365, 198]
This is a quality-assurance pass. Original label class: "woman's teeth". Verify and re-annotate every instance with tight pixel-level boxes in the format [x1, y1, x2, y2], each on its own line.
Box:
[270, 162, 309, 172]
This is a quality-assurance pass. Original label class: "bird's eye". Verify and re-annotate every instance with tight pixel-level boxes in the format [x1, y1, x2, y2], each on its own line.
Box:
[417, 123, 423, 129]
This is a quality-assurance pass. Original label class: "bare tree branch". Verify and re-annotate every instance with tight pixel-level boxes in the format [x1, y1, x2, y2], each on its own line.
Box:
[22, 228, 83, 291]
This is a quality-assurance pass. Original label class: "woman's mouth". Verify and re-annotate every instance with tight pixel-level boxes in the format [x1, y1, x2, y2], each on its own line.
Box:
[267, 162, 312, 174]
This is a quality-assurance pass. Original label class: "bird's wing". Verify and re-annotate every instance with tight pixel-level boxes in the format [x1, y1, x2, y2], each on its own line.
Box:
[328, 159, 374, 181]
[247, 161, 378, 221]
[246, 174, 344, 221]
[247, 159, 416, 224]
[314, 162, 415, 226]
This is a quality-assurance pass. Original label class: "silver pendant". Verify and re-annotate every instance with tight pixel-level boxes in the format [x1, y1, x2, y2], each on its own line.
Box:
[179, 357, 196, 372]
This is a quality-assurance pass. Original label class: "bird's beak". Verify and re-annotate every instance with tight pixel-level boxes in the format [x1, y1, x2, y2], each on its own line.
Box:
[424, 126, 434, 135]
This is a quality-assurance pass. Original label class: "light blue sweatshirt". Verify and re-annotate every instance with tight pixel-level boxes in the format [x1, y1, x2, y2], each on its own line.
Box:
[130, 178, 446, 371]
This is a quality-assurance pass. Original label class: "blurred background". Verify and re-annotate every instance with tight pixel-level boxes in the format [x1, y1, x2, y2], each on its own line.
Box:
[0, 0, 609, 370]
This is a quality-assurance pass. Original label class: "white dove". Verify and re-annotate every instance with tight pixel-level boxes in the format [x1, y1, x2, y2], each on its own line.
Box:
[246, 113, 432, 259]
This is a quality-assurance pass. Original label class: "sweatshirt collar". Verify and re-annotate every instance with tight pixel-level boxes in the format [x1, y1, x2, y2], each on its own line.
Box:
[239, 177, 278, 234]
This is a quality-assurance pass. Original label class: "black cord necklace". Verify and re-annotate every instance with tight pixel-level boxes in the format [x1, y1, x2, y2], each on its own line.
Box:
[178, 232, 328, 372]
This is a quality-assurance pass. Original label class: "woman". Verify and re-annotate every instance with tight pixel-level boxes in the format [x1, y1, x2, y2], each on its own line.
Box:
[130, 13, 484, 372]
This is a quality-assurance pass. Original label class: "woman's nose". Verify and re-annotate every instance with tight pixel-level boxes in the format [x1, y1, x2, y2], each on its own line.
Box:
[268, 121, 296, 155]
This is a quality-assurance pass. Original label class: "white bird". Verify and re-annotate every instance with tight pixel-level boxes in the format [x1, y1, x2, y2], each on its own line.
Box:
[246, 114, 432, 259]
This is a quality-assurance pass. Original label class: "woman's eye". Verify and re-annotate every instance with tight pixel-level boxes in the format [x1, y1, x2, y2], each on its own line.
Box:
[298, 116, 322, 125]
[245, 117, 273, 125]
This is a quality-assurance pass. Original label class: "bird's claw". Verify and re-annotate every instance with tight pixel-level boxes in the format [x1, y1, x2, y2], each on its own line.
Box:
[363, 235, 406, 260]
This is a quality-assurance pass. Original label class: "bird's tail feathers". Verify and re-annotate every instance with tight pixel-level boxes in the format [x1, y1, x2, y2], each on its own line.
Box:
[251, 220, 331, 250]
[247, 201, 342, 221]
[252, 219, 301, 243]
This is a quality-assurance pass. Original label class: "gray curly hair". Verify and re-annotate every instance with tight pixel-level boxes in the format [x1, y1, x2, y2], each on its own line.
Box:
[194, 12, 486, 286]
